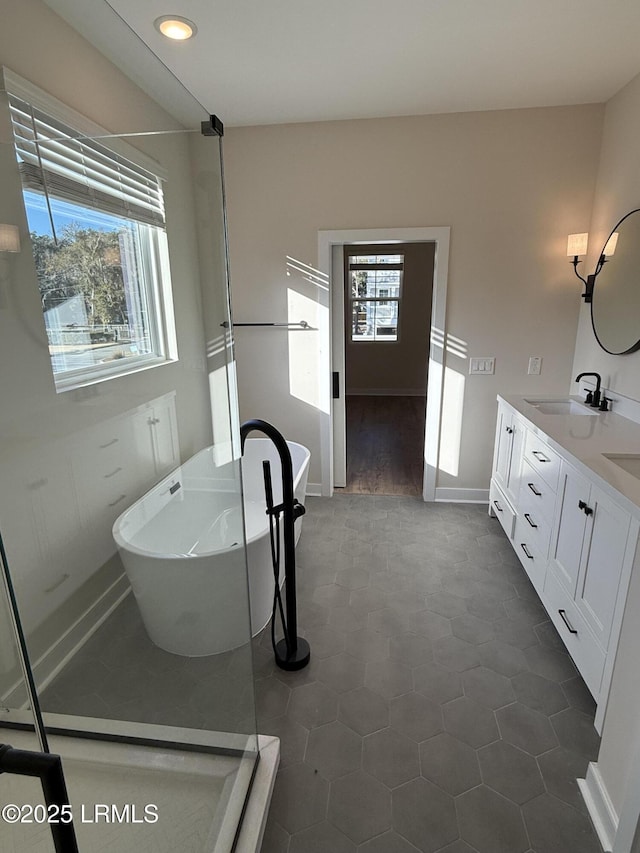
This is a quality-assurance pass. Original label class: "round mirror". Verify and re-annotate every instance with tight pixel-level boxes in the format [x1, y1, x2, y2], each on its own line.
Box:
[591, 208, 640, 355]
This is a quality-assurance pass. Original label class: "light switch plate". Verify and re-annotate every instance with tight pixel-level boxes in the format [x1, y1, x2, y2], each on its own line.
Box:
[469, 357, 495, 375]
[528, 356, 542, 375]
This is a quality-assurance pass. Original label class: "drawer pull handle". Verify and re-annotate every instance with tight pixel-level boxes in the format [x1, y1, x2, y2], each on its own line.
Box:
[99, 438, 119, 449]
[104, 467, 123, 479]
[578, 499, 594, 516]
[27, 478, 48, 491]
[493, 500, 503, 513]
[44, 573, 70, 594]
[524, 513, 537, 528]
[559, 609, 578, 635]
[532, 450, 550, 462]
[506, 426, 514, 434]
[528, 483, 542, 496]
[520, 544, 534, 559]
[108, 494, 127, 507]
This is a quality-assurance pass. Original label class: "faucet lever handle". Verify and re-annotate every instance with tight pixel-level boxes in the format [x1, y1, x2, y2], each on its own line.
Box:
[585, 390, 593, 404]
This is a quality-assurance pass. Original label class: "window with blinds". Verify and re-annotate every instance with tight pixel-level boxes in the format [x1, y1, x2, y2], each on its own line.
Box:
[7, 91, 176, 390]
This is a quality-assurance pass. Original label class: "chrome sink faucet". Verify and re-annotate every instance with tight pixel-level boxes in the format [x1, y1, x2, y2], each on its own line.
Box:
[575, 372, 603, 408]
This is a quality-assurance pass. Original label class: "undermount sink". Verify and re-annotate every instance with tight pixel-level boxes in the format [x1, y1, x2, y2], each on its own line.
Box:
[524, 399, 599, 416]
[603, 454, 640, 479]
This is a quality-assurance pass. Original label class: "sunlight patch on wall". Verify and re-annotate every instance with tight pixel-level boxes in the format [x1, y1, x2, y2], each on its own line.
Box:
[286, 256, 329, 291]
[287, 288, 328, 412]
[439, 366, 465, 478]
[431, 327, 468, 360]
[445, 332, 468, 360]
[207, 328, 240, 465]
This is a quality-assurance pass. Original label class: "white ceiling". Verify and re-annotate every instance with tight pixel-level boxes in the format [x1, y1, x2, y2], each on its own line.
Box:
[47, 0, 640, 128]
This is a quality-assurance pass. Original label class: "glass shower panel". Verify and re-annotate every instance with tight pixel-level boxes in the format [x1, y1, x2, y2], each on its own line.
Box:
[0, 32, 259, 851]
[0, 533, 56, 853]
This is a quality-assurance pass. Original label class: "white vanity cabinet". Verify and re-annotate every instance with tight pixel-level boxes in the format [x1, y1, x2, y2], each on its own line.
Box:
[491, 396, 640, 728]
[6, 392, 180, 631]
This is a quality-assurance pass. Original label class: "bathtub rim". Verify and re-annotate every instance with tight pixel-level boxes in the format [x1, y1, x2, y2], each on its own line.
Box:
[112, 439, 311, 561]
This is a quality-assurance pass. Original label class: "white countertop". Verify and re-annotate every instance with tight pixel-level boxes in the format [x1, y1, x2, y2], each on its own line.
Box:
[499, 394, 640, 516]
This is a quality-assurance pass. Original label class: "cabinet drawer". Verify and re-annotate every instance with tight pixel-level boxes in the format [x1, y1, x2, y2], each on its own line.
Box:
[490, 479, 515, 539]
[513, 516, 547, 594]
[543, 568, 605, 700]
[524, 431, 561, 492]
[519, 459, 557, 525]
[518, 490, 553, 558]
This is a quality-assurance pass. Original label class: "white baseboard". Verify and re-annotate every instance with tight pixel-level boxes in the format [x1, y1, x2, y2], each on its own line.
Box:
[3, 574, 130, 707]
[579, 763, 618, 853]
[346, 389, 426, 397]
[435, 487, 489, 504]
[312, 485, 490, 503]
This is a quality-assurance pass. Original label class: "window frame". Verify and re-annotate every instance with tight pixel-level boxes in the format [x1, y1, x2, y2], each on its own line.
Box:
[346, 253, 404, 343]
[2, 68, 178, 393]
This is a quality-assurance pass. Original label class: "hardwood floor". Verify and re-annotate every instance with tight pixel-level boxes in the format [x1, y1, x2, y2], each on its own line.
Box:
[342, 395, 426, 496]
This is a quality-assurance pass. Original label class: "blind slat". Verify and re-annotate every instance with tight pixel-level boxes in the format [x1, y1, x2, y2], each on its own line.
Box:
[8, 95, 165, 229]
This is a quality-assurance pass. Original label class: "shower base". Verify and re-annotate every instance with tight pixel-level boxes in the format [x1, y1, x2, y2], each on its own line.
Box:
[0, 722, 278, 853]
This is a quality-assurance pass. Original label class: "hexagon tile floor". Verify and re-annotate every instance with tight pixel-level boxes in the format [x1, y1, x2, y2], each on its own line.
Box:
[257, 495, 603, 853]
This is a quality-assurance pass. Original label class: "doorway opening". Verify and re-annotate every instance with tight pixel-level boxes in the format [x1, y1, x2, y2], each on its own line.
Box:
[317, 226, 450, 500]
[344, 395, 426, 495]
[342, 242, 434, 495]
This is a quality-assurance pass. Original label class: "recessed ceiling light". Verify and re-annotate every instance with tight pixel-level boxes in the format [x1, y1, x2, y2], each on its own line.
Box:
[154, 15, 197, 41]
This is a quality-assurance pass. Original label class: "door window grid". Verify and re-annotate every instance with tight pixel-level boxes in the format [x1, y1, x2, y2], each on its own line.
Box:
[348, 255, 403, 342]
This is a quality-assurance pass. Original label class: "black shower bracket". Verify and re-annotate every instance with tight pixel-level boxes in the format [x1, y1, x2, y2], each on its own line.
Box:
[201, 115, 224, 137]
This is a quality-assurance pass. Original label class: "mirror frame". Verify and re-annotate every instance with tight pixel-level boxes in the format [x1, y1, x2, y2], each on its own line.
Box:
[591, 207, 640, 355]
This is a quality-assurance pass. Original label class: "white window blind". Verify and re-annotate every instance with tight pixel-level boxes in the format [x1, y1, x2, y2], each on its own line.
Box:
[8, 94, 165, 229]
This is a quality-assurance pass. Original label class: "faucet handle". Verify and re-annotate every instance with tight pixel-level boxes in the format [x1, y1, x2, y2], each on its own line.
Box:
[585, 390, 593, 404]
[599, 397, 609, 412]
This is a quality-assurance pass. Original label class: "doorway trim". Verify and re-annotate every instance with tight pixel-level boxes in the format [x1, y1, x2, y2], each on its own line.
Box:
[318, 226, 450, 499]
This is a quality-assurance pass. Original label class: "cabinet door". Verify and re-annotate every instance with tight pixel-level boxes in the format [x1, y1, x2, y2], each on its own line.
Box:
[493, 406, 512, 487]
[551, 463, 590, 596]
[130, 408, 159, 490]
[150, 396, 179, 476]
[576, 485, 631, 649]
[507, 419, 525, 503]
[494, 406, 515, 494]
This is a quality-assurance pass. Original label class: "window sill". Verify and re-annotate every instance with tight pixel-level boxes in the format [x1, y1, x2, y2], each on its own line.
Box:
[55, 355, 178, 394]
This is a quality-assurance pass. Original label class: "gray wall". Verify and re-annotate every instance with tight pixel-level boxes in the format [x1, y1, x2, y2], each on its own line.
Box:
[225, 105, 604, 490]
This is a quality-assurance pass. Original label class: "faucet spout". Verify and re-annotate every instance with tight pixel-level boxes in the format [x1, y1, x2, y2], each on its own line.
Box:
[575, 372, 602, 407]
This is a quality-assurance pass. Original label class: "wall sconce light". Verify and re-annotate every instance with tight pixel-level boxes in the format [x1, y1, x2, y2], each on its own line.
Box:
[0, 224, 20, 254]
[567, 231, 617, 303]
[567, 233, 590, 300]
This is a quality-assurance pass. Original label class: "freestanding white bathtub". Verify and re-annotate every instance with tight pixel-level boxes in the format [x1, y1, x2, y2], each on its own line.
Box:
[112, 439, 310, 656]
